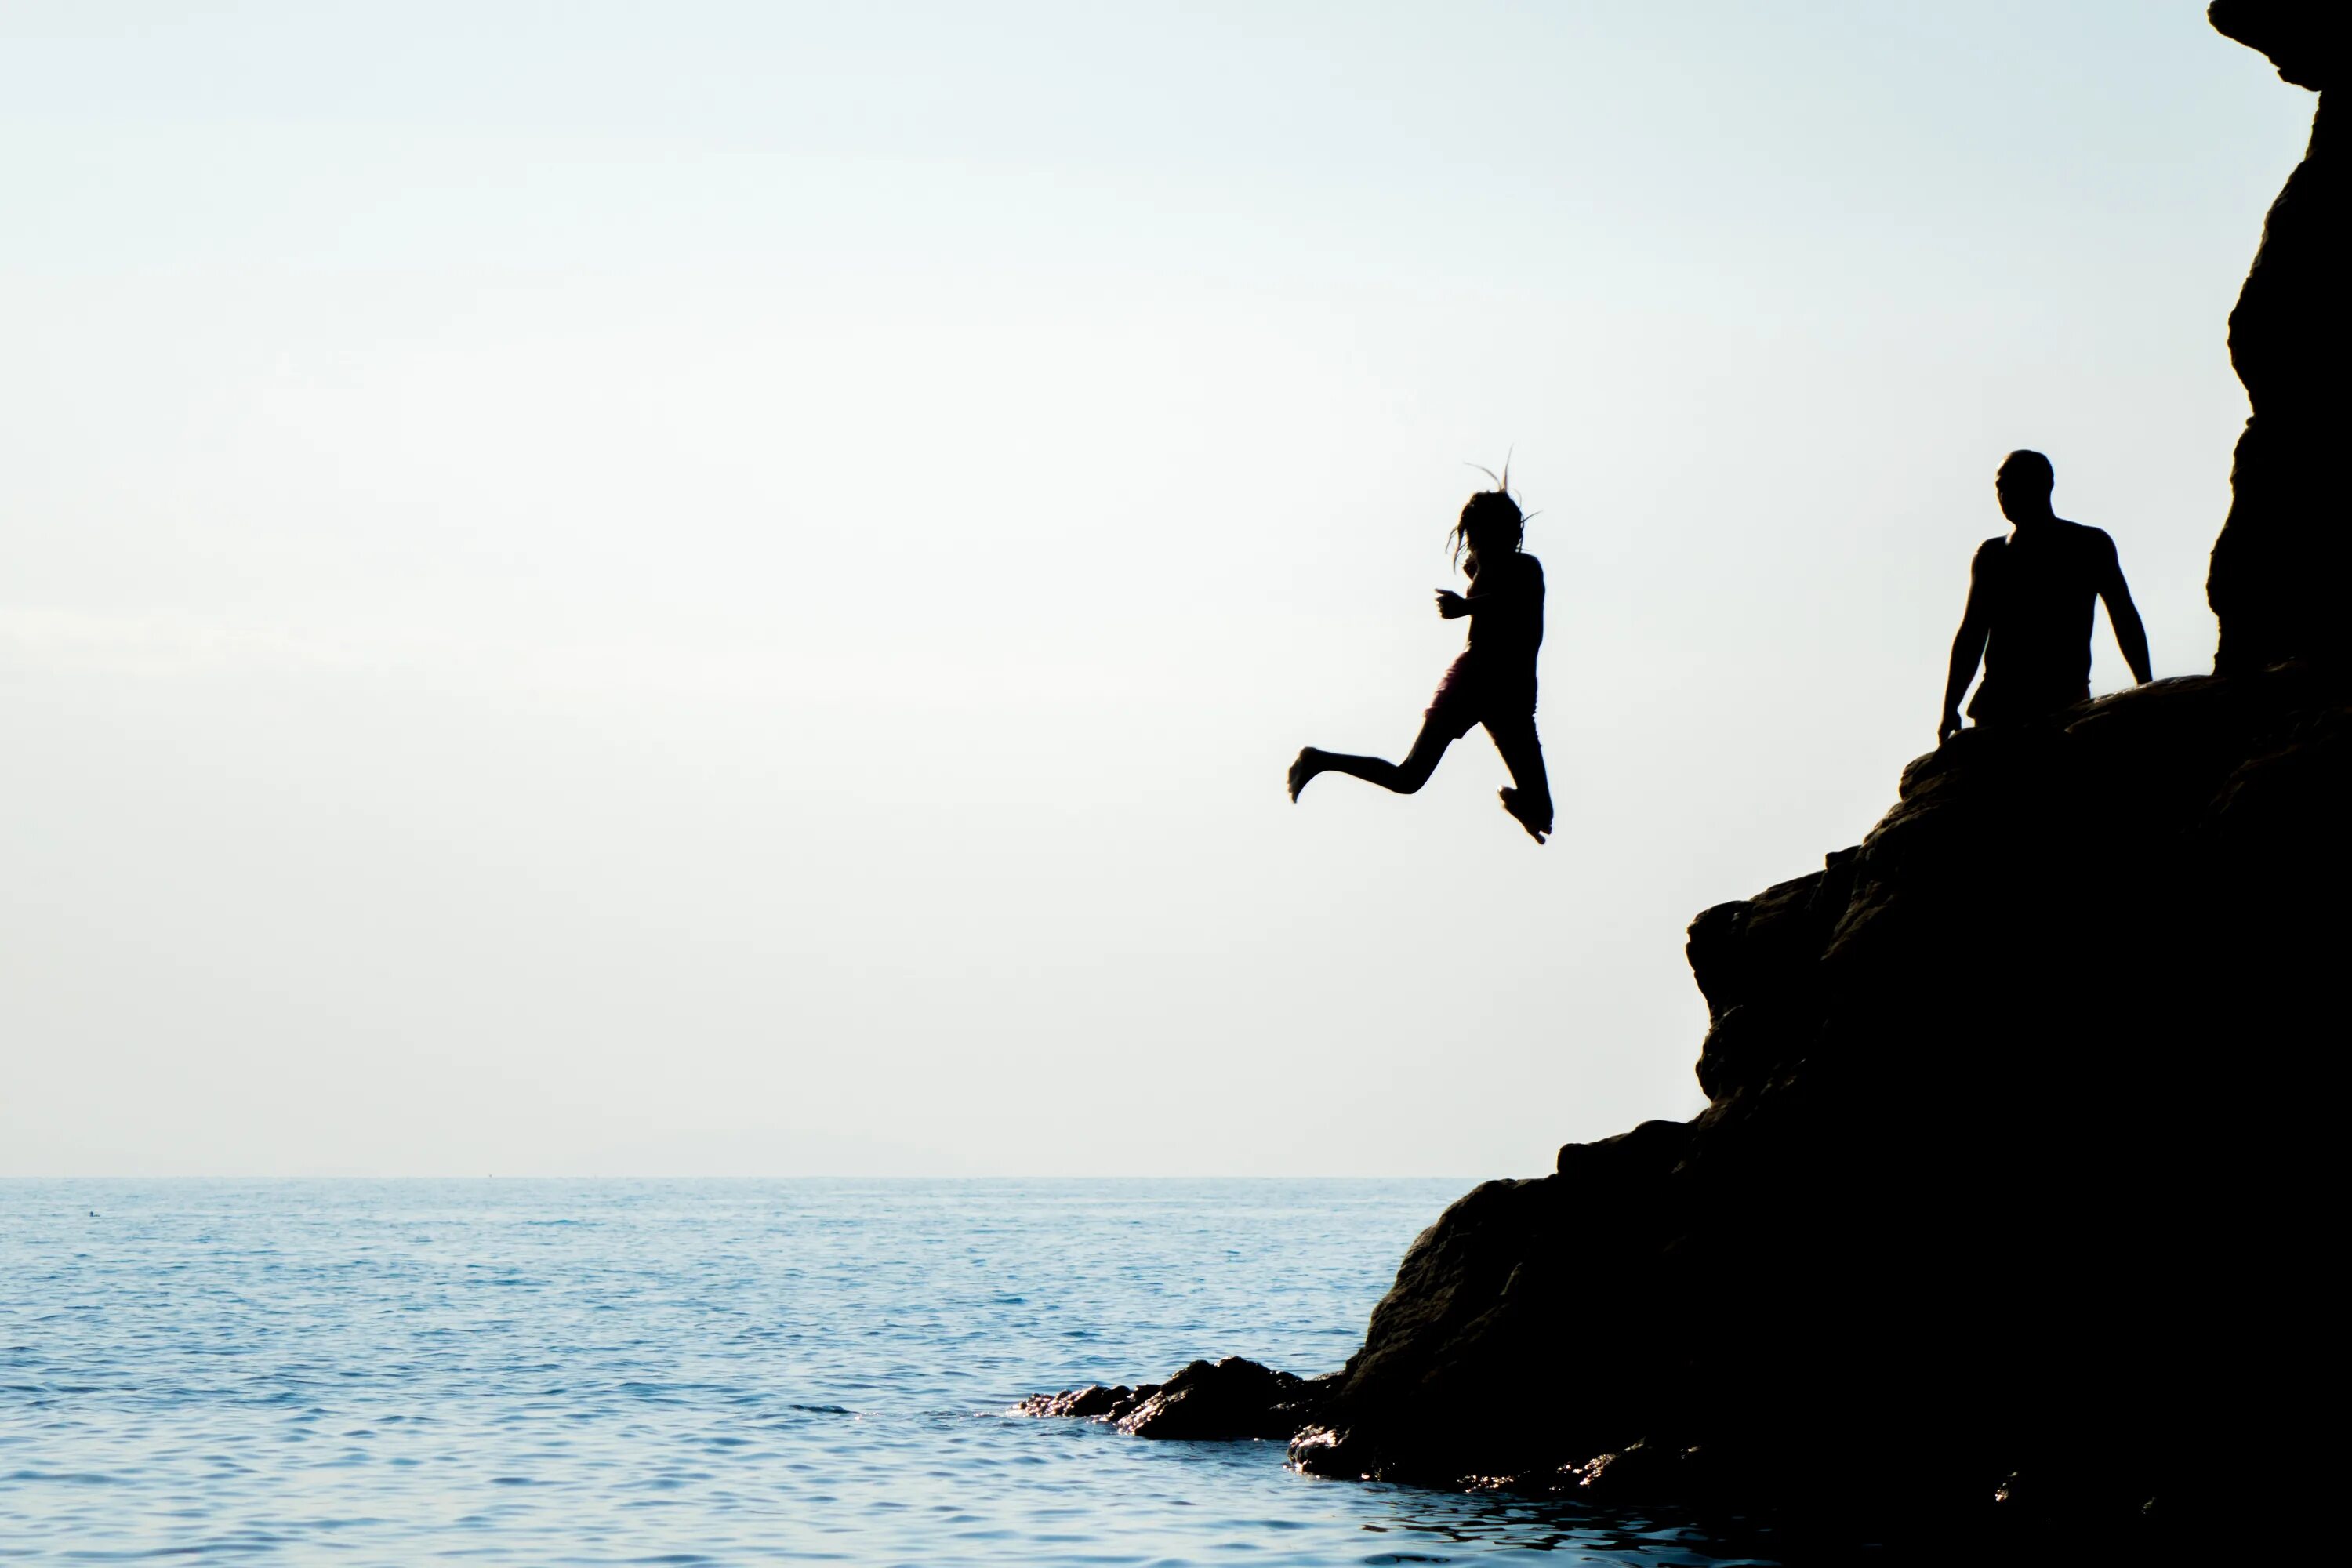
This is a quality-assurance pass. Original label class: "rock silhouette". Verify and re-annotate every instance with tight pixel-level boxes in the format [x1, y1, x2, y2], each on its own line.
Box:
[1282, 666, 2343, 1526]
[1017, 1356, 1330, 1440]
[1031, 662, 2347, 1536]
[1026, 5, 2344, 1542]
[2206, 1, 2346, 673]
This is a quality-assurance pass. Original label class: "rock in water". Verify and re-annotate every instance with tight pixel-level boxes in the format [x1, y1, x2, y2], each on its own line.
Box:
[1018, 1357, 1330, 1440]
[1014, 1383, 1145, 1421]
[1115, 1358, 1331, 1439]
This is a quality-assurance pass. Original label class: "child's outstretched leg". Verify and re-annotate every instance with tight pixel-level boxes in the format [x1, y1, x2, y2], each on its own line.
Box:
[1488, 715, 1553, 844]
[1290, 717, 1454, 802]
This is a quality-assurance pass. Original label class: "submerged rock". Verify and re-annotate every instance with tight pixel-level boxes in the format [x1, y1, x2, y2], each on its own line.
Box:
[1018, 1356, 1331, 1440]
[1116, 1357, 1331, 1439]
[1014, 1382, 1145, 1421]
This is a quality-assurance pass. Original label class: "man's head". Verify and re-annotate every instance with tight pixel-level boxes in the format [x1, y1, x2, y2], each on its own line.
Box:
[1995, 449, 2056, 524]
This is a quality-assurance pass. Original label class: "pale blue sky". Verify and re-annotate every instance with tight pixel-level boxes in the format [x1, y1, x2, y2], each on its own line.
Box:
[0, 3, 2313, 1174]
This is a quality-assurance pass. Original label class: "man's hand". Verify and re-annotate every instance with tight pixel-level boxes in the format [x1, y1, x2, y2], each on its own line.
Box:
[1938, 710, 1963, 745]
[1436, 589, 1470, 619]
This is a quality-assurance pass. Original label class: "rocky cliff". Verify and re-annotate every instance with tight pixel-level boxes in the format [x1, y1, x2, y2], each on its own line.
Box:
[1026, 5, 2344, 1541]
[1027, 666, 2343, 1532]
[2206, 0, 2345, 672]
[1282, 666, 2344, 1531]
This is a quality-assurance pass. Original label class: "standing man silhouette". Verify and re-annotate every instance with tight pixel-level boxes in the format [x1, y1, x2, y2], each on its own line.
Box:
[1939, 450, 2153, 743]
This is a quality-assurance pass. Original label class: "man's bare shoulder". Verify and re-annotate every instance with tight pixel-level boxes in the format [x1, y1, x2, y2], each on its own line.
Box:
[2054, 518, 2120, 556]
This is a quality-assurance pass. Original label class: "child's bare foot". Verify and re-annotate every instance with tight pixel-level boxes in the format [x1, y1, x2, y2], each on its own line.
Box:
[1500, 788, 1551, 844]
[1288, 748, 1323, 801]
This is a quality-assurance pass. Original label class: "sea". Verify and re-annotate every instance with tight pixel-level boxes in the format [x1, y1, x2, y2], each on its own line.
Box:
[2, 1180, 1830, 1566]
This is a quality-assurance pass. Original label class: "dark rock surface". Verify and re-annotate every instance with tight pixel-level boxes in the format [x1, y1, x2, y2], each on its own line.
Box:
[1026, 8, 2343, 1544]
[1016, 1356, 1331, 1439]
[2209, 0, 2343, 90]
[1030, 668, 2343, 1537]
[2206, 2, 2347, 673]
[1287, 668, 2346, 1534]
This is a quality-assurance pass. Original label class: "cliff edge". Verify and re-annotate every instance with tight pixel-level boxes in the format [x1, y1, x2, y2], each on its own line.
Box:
[1027, 3, 2344, 1538]
[1287, 9, 2346, 1526]
[1287, 5, 2347, 1527]
[1285, 666, 2344, 1528]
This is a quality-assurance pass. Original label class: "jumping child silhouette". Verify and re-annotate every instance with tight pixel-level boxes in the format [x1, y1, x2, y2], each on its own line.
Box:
[1288, 482, 1553, 844]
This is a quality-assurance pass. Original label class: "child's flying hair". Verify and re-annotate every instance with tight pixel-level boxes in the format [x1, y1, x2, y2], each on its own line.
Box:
[1448, 459, 1528, 569]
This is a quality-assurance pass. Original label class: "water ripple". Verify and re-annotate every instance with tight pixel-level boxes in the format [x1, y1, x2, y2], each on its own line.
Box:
[1, 1180, 1811, 1565]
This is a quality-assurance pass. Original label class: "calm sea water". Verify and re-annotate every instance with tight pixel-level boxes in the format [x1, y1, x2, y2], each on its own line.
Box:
[2, 1180, 1815, 1566]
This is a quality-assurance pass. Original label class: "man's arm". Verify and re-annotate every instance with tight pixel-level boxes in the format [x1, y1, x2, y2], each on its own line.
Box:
[1940, 551, 1991, 743]
[2093, 532, 2154, 685]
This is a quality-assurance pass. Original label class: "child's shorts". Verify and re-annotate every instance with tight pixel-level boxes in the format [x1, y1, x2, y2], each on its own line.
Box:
[1425, 652, 1538, 743]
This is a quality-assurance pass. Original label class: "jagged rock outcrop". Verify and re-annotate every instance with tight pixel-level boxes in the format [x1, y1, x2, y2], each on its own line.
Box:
[1272, 15, 2345, 1527]
[1285, 668, 2346, 1533]
[1017, 1356, 1330, 1439]
[1025, 666, 2343, 1534]
[2206, 1, 2347, 673]
[2209, 0, 2343, 92]
[1026, 7, 2344, 1541]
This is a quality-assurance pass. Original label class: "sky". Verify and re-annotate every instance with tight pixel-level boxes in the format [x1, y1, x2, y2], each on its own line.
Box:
[0, 2, 2315, 1176]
